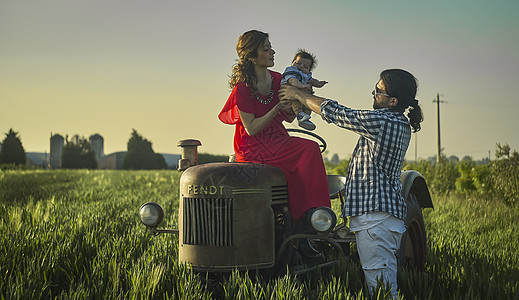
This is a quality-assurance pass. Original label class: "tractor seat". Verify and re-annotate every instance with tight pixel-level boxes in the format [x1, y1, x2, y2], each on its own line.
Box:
[327, 175, 346, 199]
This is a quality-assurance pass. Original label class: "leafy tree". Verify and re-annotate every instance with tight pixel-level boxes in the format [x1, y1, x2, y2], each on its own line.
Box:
[329, 158, 351, 176]
[447, 155, 460, 164]
[123, 129, 166, 170]
[62, 135, 97, 169]
[0, 129, 26, 165]
[491, 143, 518, 206]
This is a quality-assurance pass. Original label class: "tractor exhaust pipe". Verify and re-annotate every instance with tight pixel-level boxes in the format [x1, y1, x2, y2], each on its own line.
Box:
[177, 139, 202, 171]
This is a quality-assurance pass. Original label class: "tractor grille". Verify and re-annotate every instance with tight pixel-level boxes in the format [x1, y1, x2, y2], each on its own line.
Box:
[183, 197, 233, 246]
[271, 185, 289, 204]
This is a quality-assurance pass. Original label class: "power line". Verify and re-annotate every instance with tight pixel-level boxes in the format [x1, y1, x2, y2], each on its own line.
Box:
[447, 101, 518, 109]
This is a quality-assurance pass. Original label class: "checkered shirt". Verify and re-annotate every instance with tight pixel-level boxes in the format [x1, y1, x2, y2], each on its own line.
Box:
[320, 99, 411, 220]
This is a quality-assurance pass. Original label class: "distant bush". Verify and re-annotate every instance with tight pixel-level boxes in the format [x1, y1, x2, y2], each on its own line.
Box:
[0, 163, 36, 170]
[198, 153, 229, 164]
[455, 159, 492, 197]
[405, 159, 472, 196]
[402, 143, 518, 206]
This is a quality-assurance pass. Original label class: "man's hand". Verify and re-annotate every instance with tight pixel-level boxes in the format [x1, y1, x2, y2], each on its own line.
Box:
[279, 85, 302, 102]
[280, 85, 325, 115]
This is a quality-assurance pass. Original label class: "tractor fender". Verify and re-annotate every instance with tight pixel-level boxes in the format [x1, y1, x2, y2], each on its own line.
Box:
[400, 170, 434, 209]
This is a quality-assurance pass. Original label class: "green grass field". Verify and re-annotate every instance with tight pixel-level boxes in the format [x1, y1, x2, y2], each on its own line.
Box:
[1, 170, 518, 299]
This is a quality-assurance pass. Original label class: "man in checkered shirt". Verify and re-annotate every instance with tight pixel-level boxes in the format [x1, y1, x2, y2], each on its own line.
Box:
[280, 69, 424, 298]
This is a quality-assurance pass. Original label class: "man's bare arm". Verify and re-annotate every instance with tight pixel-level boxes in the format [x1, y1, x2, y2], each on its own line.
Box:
[279, 85, 326, 115]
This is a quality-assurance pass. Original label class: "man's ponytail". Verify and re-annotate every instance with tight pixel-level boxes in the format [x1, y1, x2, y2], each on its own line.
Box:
[407, 99, 423, 133]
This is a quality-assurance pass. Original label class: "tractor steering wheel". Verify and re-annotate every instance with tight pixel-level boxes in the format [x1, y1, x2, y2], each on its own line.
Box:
[286, 128, 327, 153]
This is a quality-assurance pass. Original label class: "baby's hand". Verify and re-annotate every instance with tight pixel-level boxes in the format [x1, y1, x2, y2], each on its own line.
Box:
[301, 84, 313, 94]
[314, 80, 328, 88]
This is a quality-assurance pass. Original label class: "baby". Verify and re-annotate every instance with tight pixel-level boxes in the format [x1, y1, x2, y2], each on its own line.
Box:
[281, 49, 328, 130]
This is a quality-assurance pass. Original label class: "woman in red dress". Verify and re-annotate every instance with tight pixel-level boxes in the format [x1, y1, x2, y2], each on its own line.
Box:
[218, 30, 330, 223]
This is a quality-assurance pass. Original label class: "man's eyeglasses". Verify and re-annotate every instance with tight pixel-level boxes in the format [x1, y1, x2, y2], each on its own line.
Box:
[374, 85, 390, 97]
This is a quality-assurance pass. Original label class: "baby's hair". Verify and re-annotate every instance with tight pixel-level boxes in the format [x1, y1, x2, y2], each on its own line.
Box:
[292, 49, 317, 71]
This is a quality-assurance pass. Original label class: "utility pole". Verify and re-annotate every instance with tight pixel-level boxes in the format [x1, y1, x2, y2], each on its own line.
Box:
[414, 133, 418, 162]
[433, 93, 445, 164]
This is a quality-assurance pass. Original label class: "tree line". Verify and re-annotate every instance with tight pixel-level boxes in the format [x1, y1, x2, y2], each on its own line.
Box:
[324, 143, 518, 207]
[2, 128, 517, 205]
[0, 129, 159, 169]
[1, 128, 229, 170]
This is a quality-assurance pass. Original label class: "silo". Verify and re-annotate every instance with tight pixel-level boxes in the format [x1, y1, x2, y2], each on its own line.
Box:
[89, 134, 104, 160]
[50, 134, 64, 169]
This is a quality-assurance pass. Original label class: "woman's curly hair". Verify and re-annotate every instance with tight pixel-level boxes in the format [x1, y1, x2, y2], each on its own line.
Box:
[228, 30, 269, 95]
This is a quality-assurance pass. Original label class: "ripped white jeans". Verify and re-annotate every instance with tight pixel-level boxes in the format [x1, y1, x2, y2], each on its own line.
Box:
[354, 216, 404, 299]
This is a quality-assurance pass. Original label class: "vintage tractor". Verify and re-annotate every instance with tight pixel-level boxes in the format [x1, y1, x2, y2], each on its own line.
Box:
[139, 131, 433, 277]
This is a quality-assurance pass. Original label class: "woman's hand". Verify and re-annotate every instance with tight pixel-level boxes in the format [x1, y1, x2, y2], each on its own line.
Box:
[275, 99, 292, 112]
[239, 99, 292, 136]
[275, 99, 295, 122]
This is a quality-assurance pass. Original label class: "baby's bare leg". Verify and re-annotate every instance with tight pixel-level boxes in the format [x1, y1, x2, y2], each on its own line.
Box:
[291, 100, 303, 115]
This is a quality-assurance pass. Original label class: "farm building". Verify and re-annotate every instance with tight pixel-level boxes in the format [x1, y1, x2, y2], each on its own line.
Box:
[26, 133, 179, 170]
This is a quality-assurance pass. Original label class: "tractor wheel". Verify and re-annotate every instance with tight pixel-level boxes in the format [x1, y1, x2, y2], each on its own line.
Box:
[261, 205, 294, 278]
[398, 193, 427, 271]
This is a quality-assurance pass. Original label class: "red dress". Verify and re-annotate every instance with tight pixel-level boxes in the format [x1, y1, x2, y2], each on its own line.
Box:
[218, 70, 330, 221]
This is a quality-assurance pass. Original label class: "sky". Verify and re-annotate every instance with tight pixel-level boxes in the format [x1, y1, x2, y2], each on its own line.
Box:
[1, 0, 518, 161]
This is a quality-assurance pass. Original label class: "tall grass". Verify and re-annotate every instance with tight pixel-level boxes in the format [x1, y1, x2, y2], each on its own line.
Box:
[418, 194, 519, 299]
[0, 170, 210, 299]
[1, 170, 518, 299]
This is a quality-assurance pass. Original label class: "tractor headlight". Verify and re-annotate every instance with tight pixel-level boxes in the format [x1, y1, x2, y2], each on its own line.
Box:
[139, 202, 164, 228]
[309, 207, 337, 233]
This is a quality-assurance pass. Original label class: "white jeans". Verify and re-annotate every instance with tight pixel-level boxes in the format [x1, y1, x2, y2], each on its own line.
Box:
[355, 217, 404, 298]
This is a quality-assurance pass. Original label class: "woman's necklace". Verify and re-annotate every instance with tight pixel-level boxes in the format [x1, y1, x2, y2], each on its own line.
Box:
[256, 78, 274, 104]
